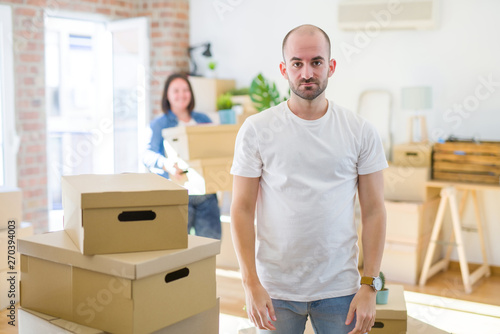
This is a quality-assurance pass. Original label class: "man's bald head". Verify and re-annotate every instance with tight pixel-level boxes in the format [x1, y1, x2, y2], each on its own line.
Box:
[282, 24, 331, 61]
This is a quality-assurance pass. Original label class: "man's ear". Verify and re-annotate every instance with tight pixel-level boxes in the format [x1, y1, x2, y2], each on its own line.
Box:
[279, 62, 288, 80]
[328, 59, 336, 78]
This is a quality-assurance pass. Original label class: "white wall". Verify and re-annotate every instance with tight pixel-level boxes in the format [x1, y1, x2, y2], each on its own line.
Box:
[191, 0, 500, 266]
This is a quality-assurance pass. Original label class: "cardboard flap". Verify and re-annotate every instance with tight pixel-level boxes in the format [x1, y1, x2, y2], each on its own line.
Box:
[18, 231, 220, 280]
[62, 174, 188, 209]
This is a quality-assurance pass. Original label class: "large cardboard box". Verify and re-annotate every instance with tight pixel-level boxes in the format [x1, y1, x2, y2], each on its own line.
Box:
[381, 234, 440, 285]
[172, 157, 233, 195]
[383, 165, 430, 202]
[0, 222, 34, 272]
[62, 173, 188, 255]
[392, 143, 432, 168]
[162, 124, 239, 161]
[189, 77, 236, 112]
[19, 231, 220, 334]
[19, 298, 220, 334]
[385, 198, 440, 242]
[0, 187, 22, 229]
[373, 284, 407, 333]
[232, 95, 258, 124]
[188, 157, 233, 193]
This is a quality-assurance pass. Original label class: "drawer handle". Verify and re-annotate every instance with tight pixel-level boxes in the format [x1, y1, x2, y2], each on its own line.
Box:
[165, 268, 190, 283]
[118, 210, 156, 222]
[373, 322, 384, 328]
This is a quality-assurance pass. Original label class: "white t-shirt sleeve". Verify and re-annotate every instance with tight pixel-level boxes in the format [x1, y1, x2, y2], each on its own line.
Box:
[357, 121, 389, 175]
[231, 119, 263, 178]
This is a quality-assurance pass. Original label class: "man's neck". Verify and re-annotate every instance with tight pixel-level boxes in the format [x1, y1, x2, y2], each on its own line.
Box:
[287, 94, 328, 120]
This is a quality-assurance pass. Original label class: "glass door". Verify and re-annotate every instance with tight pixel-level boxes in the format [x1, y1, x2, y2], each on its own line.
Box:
[108, 17, 150, 174]
[45, 15, 150, 228]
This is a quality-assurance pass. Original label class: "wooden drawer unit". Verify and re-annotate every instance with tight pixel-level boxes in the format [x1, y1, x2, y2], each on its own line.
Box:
[432, 141, 500, 184]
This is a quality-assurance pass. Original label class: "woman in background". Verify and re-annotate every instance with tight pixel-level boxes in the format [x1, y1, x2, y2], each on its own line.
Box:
[143, 73, 221, 239]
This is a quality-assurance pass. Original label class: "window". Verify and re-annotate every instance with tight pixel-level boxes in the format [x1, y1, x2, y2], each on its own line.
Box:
[0, 5, 18, 187]
[45, 15, 149, 228]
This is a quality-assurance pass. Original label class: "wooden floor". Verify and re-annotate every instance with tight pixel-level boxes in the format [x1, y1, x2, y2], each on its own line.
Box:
[2, 267, 498, 334]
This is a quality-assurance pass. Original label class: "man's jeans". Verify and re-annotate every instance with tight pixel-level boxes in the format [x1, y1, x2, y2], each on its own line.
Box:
[259, 294, 356, 334]
[188, 193, 221, 239]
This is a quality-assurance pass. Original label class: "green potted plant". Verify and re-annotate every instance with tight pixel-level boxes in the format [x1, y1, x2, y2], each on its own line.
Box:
[217, 93, 236, 124]
[376, 271, 389, 305]
[206, 60, 217, 78]
[249, 73, 287, 112]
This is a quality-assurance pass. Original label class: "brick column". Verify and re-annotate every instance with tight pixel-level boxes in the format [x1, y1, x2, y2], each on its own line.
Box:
[137, 0, 190, 118]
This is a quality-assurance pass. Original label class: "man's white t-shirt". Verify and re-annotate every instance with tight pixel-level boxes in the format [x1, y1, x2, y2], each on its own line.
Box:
[230, 100, 388, 302]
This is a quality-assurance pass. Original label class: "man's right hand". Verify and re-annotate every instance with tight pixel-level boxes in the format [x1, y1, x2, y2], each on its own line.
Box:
[243, 282, 277, 331]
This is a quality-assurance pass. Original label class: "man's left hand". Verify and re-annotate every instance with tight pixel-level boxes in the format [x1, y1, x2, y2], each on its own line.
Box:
[345, 284, 377, 334]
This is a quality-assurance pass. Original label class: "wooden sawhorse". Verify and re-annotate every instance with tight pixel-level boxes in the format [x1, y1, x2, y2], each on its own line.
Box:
[419, 182, 492, 293]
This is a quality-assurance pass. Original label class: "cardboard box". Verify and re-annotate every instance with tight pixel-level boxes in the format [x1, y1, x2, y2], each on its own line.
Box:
[373, 284, 407, 333]
[172, 157, 233, 195]
[162, 124, 239, 161]
[62, 173, 188, 255]
[385, 198, 440, 242]
[19, 298, 220, 334]
[19, 307, 105, 334]
[231, 95, 258, 124]
[393, 143, 432, 168]
[189, 77, 236, 112]
[381, 235, 441, 285]
[217, 219, 240, 269]
[19, 231, 220, 334]
[383, 165, 430, 202]
[0, 187, 22, 229]
[0, 222, 34, 272]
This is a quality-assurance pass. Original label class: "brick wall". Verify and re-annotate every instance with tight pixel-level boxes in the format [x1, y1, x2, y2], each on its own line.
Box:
[138, 0, 190, 116]
[0, 0, 190, 232]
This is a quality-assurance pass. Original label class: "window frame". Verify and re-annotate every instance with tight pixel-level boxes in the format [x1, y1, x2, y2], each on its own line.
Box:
[0, 5, 18, 187]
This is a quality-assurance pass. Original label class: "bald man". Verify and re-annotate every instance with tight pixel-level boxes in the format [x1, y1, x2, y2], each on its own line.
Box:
[230, 24, 387, 334]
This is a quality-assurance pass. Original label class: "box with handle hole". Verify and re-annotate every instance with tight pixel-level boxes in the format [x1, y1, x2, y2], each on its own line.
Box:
[371, 284, 407, 333]
[19, 231, 220, 334]
[62, 173, 189, 255]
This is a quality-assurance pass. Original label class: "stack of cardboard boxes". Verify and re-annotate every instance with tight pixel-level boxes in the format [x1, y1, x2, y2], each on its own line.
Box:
[382, 143, 441, 284]
[0, 187, 34, 310]
[162, 125, 241, 270]
[18, 173, 220, 334]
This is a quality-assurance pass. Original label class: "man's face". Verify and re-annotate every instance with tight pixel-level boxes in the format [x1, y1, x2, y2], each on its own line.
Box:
[281, 31, 335, 101]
